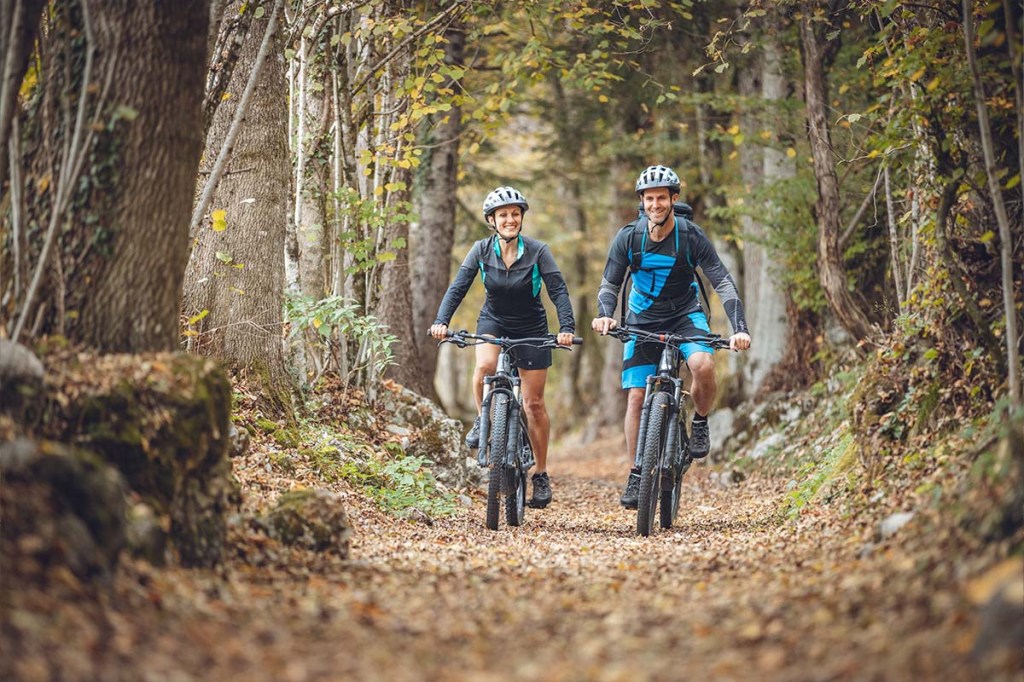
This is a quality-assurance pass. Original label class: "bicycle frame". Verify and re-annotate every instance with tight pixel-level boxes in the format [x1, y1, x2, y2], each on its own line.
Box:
[478, 348, 532, 471]
[438, 331, 578, 530]
[609, 326, 730, 535]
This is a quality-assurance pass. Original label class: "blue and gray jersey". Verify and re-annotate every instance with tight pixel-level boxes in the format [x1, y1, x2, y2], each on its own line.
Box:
[434, 234, 576, 334]
[596, 217, 748, 333]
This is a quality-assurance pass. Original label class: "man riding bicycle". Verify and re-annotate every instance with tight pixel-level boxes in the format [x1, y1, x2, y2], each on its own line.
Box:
[590, 165, 751, 509]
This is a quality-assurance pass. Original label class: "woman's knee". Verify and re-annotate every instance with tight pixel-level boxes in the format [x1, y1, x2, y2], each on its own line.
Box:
[523, 394, 547, 420]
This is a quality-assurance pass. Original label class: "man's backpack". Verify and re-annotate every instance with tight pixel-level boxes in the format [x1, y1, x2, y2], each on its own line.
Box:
[617, 201, 712, 325]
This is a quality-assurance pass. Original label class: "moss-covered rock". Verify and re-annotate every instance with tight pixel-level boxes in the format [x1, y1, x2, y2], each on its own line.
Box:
[0, 340, 46, 428]
[41, 352, 239, 568]
[377, 385, 483, 490]
[0, 438, 127, 584]
[259, 489, 350, 557]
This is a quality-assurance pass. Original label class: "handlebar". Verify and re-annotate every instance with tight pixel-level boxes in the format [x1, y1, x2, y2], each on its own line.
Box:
[606, 325, 732, 351]
[437, 330, 583, 350]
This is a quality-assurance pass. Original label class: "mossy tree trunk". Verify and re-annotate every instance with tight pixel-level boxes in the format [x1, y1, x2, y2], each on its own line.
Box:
[183, 0, 293, 414]
[7, 0, 210, 352]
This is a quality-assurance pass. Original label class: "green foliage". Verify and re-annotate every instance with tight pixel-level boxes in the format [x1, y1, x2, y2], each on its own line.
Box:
[783, 432, 857, 518]
[285, 294, 396, 382]
[331, 186, 414, 275]
[342, 450, 458, 517]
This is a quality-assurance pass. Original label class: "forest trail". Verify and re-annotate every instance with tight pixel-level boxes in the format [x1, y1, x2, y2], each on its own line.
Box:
[84, 433, 995, 682]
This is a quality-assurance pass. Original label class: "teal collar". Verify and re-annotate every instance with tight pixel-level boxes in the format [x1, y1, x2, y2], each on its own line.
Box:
[493, 234, 524, 260]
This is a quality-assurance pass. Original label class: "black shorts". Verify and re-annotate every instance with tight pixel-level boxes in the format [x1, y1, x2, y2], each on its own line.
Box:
[476, 315, 552, 370]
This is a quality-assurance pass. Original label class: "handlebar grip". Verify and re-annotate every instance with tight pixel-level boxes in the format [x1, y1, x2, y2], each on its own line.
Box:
[572, 336, 584, 345]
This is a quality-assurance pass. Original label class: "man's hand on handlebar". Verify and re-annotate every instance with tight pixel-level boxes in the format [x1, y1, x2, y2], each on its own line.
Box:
[556, 332, 576, 347]
[591, 316, 618, 335]
[730, 332, 751, 352]
[429, 323, 448, 340]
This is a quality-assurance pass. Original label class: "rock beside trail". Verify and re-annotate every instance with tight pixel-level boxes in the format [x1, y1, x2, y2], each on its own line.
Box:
[258, 489, 351, 557]
[0, 437, 127, 583]
[40, 351, 240, 568]
[377, 385, 484, 490]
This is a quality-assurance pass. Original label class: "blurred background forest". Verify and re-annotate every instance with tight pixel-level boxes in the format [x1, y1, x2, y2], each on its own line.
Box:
[1, 2, 1021, 678]
[0, 0, 1020, 436]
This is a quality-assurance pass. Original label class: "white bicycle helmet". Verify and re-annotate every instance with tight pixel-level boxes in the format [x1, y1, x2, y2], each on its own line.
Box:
[635, 165, 681, 195]
[482, 186, 529, 219]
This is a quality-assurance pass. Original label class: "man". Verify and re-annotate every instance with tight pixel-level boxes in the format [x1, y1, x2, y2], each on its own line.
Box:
[591, 165, 751, 509]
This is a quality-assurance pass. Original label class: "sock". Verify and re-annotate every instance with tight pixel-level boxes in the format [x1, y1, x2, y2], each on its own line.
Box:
[693, 413, 708, 423]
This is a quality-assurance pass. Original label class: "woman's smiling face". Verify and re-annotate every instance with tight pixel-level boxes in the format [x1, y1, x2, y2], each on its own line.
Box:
[490, 205, 523, 238]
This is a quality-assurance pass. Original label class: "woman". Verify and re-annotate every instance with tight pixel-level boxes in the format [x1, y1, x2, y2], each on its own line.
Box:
[430, 186, 576, 509]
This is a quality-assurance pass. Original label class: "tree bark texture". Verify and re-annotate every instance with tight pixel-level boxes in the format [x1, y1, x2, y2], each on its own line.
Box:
[9, 1, 210, 352]
[0, 0, 43, 194]
[738, 40, 789, 397]
[378, 175, 433, 395]
[799, 2, 874, 343]
[183, 0, 292, 409]
[410, 24, 464, 400]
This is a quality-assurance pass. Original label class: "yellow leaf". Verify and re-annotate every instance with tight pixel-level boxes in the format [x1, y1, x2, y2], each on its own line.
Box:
[598, 94, 608, 103]
[313, 317, 322, 329]
[726, 124, 740, 135]
[211, 209, 227, 232]
[221, 92, 232, 101]
[786, 147, 797, 158]
[909, 66, 926, 82]
[183, 329, 199, 337]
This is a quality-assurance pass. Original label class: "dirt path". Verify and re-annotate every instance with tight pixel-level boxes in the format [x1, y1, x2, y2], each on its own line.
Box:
[82, 433, 999, 682]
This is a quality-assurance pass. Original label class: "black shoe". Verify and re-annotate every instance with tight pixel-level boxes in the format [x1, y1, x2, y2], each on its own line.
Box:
[465, 416, 481, 449]
[620, 468, 641, 509]
[529, 472, 552, 509]
[690, 416, 710, 459]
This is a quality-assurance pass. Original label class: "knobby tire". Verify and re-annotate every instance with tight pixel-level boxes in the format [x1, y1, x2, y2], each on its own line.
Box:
[637, 392, 670, 537]
[505, 413, 527, 526]
[661, 415, 689, 529]
[486, 393, 510, 531]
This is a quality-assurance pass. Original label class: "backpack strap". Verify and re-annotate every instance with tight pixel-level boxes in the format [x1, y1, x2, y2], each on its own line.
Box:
[620, 212, 713, 322]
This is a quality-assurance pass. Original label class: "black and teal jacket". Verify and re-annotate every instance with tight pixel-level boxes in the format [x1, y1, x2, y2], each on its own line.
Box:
[434, 234, 576, 334]
[596, 217, 748, 333]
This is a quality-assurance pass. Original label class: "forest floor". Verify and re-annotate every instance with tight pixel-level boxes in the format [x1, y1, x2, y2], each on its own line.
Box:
[11, 425, 1020, 681]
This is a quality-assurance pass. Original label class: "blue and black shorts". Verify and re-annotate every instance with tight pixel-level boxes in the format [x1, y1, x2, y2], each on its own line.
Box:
[621, 311, 712, 389]
[476, 314, 552, 370]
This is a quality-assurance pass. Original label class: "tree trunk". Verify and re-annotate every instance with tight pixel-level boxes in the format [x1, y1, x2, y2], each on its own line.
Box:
[378, 174, 433, 395]
[183, 0, 292, 412]
[10, 1, 210, 352]
[410, 23, 464, 401]
[739, 39, 789, 397]
[799, 2, 874, 342]
[0, 0, 44, 194]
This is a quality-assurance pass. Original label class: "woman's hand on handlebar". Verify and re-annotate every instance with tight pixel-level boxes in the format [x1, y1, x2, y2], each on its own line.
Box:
[730, 332, 751, 352]
[591, 316, 618, 335]
[429, 323, 448, 340]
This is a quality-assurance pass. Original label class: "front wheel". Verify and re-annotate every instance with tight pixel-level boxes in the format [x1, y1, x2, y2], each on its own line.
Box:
[661, 417, 690, 529]
[486, 393, 510, 531]
[637, 392, 670, 537]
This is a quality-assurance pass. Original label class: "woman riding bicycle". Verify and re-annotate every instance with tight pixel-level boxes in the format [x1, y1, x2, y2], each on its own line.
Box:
[429, 186, 576, 509]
